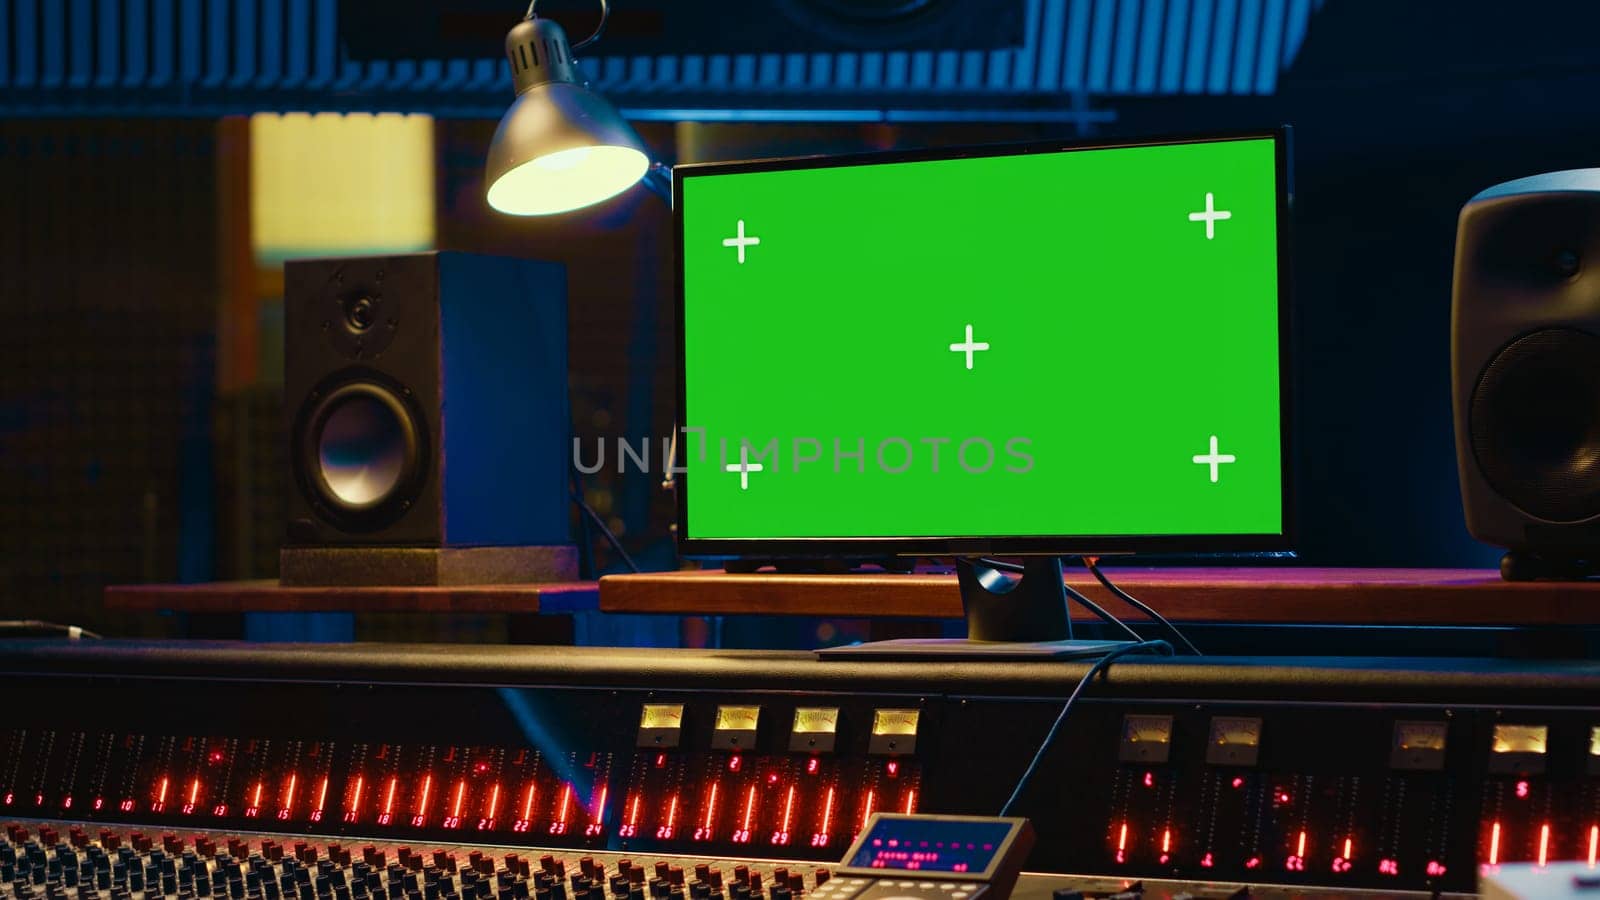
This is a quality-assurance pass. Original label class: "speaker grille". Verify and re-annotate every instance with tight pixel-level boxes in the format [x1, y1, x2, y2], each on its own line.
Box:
[1471, 328, 1600, 523]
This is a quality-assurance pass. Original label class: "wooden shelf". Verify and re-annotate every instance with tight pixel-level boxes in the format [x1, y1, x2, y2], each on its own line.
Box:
[105, 580, 600, 614]
[599, 567, 1600, 625]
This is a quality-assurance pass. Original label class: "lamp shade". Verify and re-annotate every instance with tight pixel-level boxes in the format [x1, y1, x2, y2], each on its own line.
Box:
[484, 17, 650, 216]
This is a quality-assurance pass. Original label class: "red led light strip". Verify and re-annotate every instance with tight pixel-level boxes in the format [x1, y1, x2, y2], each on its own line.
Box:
[1489, 822, 1501, 867]
[1539, 823, 1551, 867]
[417, 775, 432, 817]
[94, 749, 921, 847]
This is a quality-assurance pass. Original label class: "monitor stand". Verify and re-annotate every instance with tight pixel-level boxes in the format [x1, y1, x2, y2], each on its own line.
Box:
[816, 557, 1130, 660]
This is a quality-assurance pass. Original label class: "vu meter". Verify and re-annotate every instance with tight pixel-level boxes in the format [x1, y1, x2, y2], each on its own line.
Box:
[1206, 717, 1263, 766]
[870, 710, 920, 755]
[1119, 715, 1174, 764]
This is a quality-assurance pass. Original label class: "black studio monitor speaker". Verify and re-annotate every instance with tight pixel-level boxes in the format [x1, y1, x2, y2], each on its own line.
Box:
[1453, 170, 1600, 580]
[282, 251, 575, 586]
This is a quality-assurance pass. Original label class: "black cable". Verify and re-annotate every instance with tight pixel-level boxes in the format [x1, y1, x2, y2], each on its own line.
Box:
[0, 620, 102, 640]
[1062, 582, 1144, 643]
[1084, 557, 1203, 656]
[571, 488, 640, 574]
[974, 556, 1025, 574]
[999, 639, 1173, 816]
[569, 472, 597, 580]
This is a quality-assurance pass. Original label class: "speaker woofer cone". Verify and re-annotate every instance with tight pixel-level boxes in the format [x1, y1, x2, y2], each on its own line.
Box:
[297, 376, 425, 531]
[1470, 328, 1600, 523]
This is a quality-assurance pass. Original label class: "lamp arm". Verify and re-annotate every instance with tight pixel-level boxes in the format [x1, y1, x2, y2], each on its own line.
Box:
[640, 161, 673, 205]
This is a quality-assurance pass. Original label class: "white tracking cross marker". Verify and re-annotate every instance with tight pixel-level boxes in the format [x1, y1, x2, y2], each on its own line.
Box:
[949, 324, 991, 370]
[1187, 192, 1232, 239]
[1192, 435, 1237, 483]
[724, 444, 765, 490]
[722, 219, 761, 263]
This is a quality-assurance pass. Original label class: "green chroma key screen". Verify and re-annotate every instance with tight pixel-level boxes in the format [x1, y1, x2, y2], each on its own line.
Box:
[676, 133, 1288, 548]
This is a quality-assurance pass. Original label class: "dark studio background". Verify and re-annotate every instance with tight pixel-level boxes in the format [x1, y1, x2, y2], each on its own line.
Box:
[0, 0, 1586, 644]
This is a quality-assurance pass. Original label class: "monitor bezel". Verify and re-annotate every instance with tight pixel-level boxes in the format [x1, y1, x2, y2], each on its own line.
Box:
[672, 127, 1294, 558]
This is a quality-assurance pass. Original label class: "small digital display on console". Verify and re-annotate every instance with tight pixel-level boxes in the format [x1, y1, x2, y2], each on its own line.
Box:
[843, 816, 1020, 875]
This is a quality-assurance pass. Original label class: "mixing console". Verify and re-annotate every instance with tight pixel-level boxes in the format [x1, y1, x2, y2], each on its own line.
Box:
[0, 823, 1430, 900]
[6, 641, 1600, 897]
[0, 823, 839, 900]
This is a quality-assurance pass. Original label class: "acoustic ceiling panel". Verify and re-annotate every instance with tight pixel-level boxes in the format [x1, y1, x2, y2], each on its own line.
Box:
[0, 0, 1325, 120]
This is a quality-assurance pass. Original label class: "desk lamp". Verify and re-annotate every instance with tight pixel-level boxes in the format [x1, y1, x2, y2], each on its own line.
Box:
[484, 0, 670, 214]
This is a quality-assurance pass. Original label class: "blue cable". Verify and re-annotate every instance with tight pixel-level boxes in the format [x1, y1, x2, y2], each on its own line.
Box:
[998, 639, 1174, 817]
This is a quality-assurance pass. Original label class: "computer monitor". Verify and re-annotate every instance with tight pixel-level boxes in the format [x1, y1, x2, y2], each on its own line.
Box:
[674, 130, 1291, 560]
